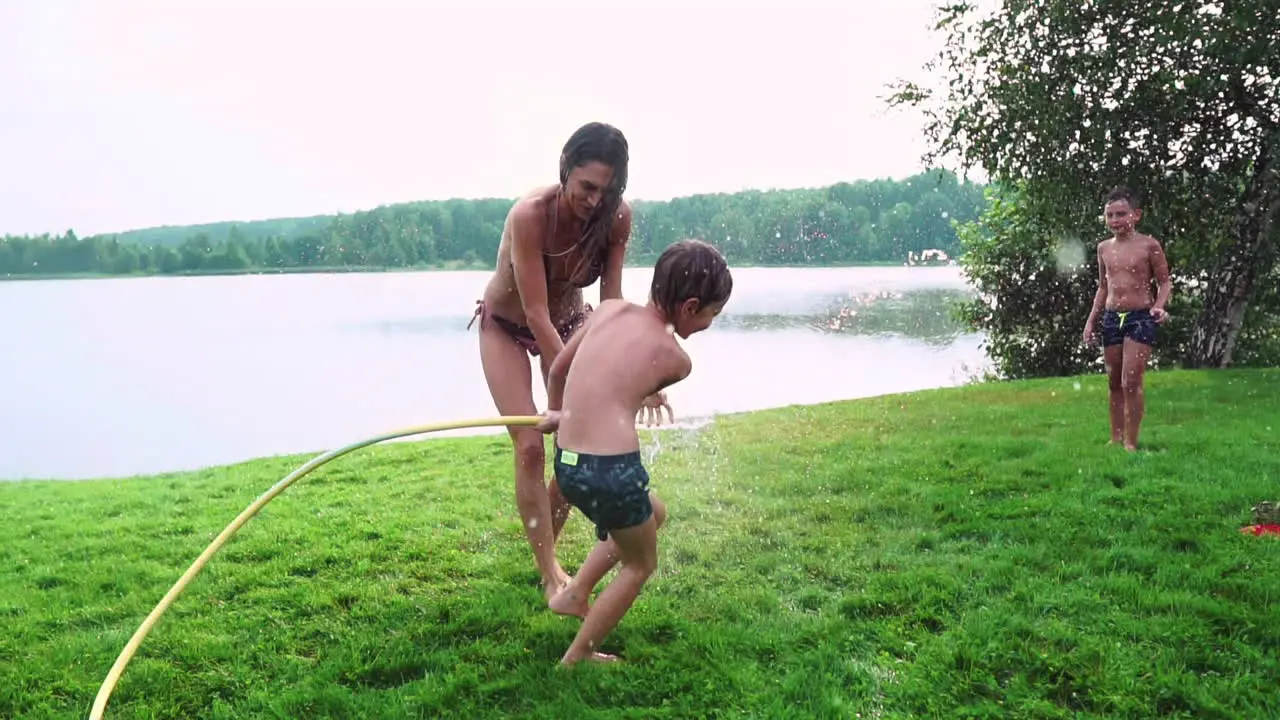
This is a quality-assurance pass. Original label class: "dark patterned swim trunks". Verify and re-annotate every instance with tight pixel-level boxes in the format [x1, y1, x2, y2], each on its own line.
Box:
[1101, 308, 1157, 347]
[553, 447, 653, 541]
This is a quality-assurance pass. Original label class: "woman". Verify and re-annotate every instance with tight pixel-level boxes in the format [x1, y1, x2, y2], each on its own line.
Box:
[469, 122, 632, 603]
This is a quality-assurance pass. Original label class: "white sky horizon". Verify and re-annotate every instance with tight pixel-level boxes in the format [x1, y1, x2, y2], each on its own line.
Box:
[1, 0, 977, 238]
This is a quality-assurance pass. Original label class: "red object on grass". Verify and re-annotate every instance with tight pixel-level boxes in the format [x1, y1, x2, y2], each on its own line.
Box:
[1239, 524, 1280, 536]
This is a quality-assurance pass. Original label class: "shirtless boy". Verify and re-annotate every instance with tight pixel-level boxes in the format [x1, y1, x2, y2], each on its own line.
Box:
[534, 239, 733, 665]
[1082, 186, 1172, 451]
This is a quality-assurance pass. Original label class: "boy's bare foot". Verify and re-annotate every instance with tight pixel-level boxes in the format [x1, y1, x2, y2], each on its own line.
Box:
[549, 583, 590, 619]
[1124, 443, 1137, 452]
[560, 651, 619, 666]
[542, 570, 571, 602]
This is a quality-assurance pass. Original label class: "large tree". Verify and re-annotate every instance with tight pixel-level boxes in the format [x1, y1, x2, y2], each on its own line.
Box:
[890, 0, 1280, 371]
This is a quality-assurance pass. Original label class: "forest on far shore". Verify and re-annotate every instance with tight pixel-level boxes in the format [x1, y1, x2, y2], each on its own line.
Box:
[0, 169, 986, 278]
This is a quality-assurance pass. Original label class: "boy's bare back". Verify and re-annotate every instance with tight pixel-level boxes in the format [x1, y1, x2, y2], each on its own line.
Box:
[1098, 233, 1169, 311]
[555, 299, 690, 456]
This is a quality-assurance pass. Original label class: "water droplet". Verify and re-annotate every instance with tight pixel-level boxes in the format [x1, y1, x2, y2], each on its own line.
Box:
[1073, 382, 1082, 391]
[528, 518, 539, 529]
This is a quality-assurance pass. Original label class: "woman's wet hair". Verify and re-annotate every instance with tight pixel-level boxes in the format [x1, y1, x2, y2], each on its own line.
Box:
[649, 239, 733, 319]
[560, 122, 629, 285]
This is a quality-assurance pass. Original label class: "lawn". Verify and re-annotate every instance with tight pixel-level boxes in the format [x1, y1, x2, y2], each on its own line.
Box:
[2, 368, 1278, 719]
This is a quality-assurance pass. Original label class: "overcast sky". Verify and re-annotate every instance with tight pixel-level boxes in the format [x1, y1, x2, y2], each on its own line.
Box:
[1, 0, 955, 236]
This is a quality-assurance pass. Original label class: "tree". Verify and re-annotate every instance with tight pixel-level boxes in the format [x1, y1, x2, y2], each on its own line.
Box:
[889, 0, 1280, 371]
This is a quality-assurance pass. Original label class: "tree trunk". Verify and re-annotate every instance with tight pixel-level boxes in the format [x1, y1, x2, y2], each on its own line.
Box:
[1185, 135, 1280, 368]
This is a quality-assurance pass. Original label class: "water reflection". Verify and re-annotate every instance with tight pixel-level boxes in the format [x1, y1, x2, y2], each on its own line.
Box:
[718, 288, 973, 346]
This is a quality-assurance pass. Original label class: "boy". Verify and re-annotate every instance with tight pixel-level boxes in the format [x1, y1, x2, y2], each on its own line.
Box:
[534, 239, 733, 665]
[1082, 186, 1172, 451]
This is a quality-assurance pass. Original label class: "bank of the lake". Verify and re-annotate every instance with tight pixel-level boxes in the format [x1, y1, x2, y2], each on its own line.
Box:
[3, 369, 1277, 719]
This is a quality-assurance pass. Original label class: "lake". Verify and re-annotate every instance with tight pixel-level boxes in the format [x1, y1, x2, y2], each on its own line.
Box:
[0, 266, 987, 480]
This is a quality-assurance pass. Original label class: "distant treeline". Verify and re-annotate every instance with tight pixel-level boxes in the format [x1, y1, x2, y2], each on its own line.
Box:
[0, 170, 987, 278]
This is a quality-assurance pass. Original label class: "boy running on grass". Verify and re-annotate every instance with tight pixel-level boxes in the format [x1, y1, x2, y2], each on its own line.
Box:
[534, 239, 733, 665]
[1082, 186, 1172, 451]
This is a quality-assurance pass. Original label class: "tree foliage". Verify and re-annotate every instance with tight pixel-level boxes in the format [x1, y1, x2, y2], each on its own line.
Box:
[952, 187, 1102, 378]
[891, 0, 1280, 374]
[0, 171, 987, 278]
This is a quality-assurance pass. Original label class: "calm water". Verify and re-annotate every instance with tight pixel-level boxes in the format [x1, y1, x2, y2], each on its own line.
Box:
[0, 266, 987, 480]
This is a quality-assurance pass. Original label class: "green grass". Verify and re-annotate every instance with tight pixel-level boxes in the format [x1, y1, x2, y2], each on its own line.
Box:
[3, 369, 1279, 719]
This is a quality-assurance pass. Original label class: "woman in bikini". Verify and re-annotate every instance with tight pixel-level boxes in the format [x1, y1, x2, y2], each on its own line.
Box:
[468, 122, 632, 604]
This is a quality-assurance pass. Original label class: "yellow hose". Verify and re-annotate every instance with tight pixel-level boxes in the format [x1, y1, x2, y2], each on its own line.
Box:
[89, 415, 542, 720]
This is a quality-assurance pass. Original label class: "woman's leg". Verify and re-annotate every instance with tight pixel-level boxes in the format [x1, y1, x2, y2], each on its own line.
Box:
[538, 355, 573, 540]
[479, 321, 570, 600]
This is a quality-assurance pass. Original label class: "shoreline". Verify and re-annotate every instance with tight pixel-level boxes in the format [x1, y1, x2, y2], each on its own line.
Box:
[0, 383, 955, 483]
[0, 260, 955, 283]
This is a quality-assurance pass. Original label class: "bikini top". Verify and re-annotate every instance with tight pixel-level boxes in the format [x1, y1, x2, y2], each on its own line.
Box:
[510, 192, 607, 290]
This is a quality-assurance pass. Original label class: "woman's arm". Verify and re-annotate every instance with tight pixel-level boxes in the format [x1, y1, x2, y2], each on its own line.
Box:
[599, 200, 632, 303]
[509, 200, 565, 361]
[545, 310, 595, 413]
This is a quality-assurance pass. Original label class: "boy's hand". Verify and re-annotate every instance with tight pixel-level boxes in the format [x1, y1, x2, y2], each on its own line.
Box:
[1082, 323, 1096, 346]
[637, 392, 674, 427]
[1151, 307, 1169, 324]
[535, 410, 562, 434]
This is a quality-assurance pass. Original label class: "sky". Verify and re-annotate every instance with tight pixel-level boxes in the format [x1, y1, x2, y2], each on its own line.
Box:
[1, 0, 955, 237]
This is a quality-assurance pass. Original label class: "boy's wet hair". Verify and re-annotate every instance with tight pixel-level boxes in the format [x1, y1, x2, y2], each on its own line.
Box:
[1105, 185, 1142, 210]
[650, 239, 733, 318]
